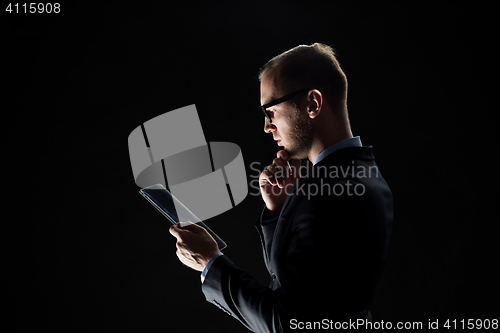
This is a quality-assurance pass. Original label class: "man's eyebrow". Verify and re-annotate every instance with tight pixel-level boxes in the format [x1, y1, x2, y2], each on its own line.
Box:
[261, 93, 277, 108]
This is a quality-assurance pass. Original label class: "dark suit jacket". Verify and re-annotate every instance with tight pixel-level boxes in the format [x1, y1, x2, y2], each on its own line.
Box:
[202, 146, 393, 332]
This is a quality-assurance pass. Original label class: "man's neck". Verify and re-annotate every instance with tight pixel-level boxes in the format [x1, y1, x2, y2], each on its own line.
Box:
[307, 127, 353, 164]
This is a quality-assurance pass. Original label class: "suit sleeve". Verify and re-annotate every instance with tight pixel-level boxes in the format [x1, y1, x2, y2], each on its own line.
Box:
[201, 193, 374, 333]
[202, 255, 282, 332]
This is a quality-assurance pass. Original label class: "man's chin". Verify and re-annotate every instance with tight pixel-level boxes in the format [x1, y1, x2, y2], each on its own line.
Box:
[286, 148, 308, 160]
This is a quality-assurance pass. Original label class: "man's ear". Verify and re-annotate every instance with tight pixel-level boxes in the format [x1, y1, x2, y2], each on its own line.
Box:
[306, 89, 323, 119]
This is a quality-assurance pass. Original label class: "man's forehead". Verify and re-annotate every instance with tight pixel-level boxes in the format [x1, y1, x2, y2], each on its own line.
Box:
[260, 71, 279, 105]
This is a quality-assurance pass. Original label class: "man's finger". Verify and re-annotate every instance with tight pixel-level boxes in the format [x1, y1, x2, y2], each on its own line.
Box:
[169, 224, 185, 239]
[178, 221, 205, 234]
[276, 150, 291, 161]
[272, 157, 289, 175]
[271, 161, 288, 188]
[260, 169, 278, 186]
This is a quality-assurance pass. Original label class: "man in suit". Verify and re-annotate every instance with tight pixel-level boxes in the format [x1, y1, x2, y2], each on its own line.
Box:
[169, 43, 393, 332]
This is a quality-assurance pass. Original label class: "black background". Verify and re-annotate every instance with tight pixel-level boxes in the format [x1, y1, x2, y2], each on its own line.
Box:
[3, 2, 498, 332]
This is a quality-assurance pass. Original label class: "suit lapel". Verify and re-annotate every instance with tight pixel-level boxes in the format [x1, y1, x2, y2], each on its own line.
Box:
[279, 177, 306, 216]
[268, 177, 307, 261]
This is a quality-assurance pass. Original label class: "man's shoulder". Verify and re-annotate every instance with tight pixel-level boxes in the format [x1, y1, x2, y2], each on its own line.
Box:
[298, 146, 379, 185]
[316, 146, 375, 166]
[286, 145, 390, 209]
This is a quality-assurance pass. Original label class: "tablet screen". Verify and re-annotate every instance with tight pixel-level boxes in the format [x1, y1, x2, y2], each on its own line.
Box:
[139, 184, 227, 250]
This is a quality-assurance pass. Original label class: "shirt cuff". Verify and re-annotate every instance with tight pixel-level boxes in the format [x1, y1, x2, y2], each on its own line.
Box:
[201, 252, 224, 283]
[260, 206, 279, 226]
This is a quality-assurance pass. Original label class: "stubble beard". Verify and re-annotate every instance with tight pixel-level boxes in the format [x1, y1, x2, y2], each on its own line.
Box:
[285, 105, 314, 160]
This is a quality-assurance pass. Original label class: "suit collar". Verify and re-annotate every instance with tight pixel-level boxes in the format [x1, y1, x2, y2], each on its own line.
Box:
[313, 136, 362, 165]
[314, 145, 374, 167]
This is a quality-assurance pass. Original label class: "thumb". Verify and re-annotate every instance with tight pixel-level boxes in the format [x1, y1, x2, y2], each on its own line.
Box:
[169, 223, 184, 239]
[177, 221, 203, 233]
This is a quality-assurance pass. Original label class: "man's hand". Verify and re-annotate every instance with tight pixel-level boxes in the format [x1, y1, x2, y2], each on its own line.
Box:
[169, 222, 220, 272]
[259, 150, 301, 217]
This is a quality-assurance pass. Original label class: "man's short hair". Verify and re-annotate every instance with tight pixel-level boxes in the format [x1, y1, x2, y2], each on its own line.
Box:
[259, 43, 348, 109]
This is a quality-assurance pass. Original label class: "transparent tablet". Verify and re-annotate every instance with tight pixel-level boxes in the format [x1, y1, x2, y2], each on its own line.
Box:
[139, 184, 227, 250]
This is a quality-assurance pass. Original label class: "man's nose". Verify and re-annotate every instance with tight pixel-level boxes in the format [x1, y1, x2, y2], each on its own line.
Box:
[264, 118, 275, 133]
